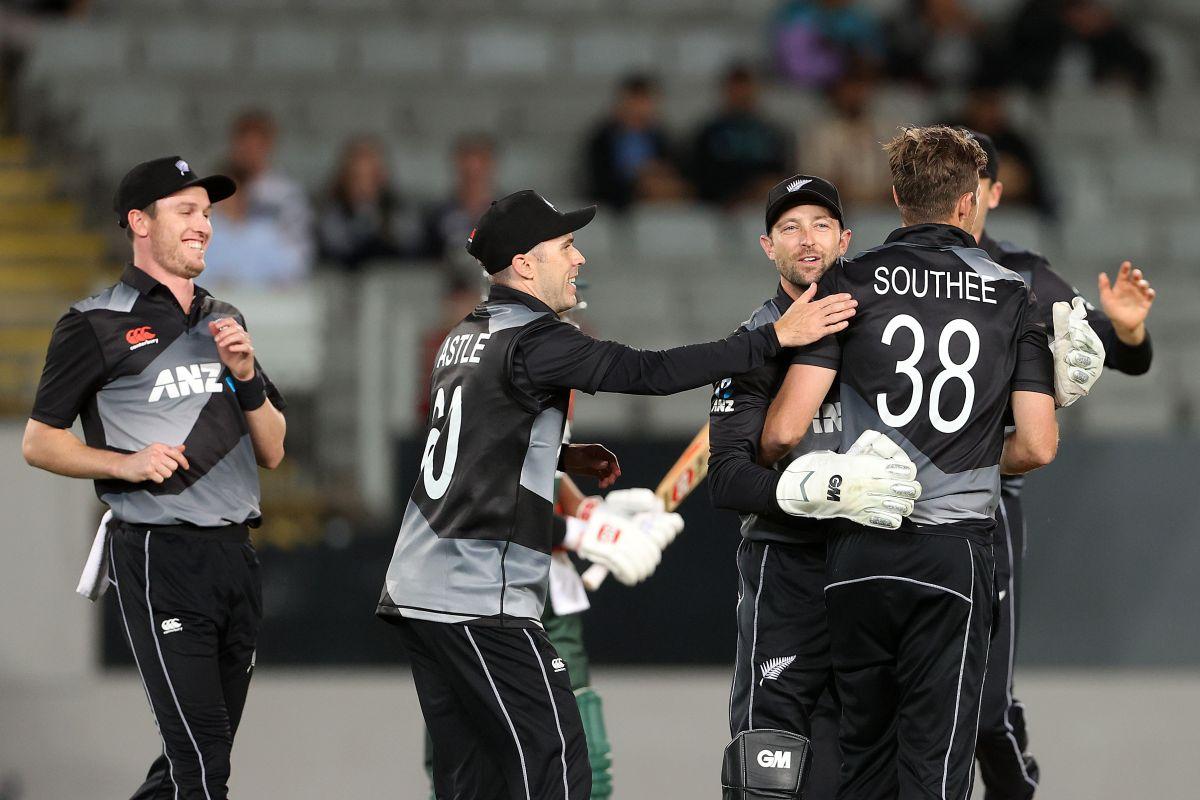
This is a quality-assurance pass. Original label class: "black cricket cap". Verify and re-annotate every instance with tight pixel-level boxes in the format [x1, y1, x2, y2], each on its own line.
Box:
[765, 174, 845, 232]
[114, 156, 236, 228]
[466, 190, 596, 274]
[966, 130, 1000, 181]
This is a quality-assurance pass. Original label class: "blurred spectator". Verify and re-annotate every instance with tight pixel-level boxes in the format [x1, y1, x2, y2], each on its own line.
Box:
[0, 0, 90, 132]
[422, 133, 499, 273]
[316, 136, 421, 270]
[773, 0, 884, 89]
[584, 74, 689, 211]
[804, 67, 892, 207]
[947, 86, 1056, 217]
[690, 64, 791, 208]
[416, 275, 484, 421]
[1006, 0, 1157, 95]
[204, 110, 314, 287]
[886, 0, 989, 91]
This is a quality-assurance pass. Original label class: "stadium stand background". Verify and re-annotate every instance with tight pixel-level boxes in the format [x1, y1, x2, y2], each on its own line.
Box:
[1, 1, 1198, 797]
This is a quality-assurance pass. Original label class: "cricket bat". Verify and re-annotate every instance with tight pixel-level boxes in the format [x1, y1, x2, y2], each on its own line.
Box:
[581, 424, 710, 591]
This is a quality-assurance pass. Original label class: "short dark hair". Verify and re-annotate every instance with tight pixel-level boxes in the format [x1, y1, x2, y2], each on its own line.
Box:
[883, 125, 986, 225]
[231, 109, 276, 138]
[125, 201, 157, 241]
[619, 73, 657, 96]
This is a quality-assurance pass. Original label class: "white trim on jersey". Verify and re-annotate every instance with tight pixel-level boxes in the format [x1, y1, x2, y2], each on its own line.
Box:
[824, 575, 972, 605]
[524, 630, 570, 800]
[145, 532, 213, 800]
[747, 544, 770, 730]
[466, 627, 531, 800]
[941, 541, 974, 800]
[109, 534, 180, 800]
[728, 540, 748, 731]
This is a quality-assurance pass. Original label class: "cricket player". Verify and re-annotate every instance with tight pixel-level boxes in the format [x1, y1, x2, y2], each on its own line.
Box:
[762, 126, 1066, 800]
[966, 131, 1156, 800]
[22, 156, 287, 799]
[376, 188, 860, 799]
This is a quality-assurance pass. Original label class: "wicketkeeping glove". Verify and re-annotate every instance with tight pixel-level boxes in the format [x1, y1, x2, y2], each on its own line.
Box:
[1052, 296, 1105, 408]
[603, 488, 684, 549]
[567, 498, 662, 586]
[775, 430, 922, 530]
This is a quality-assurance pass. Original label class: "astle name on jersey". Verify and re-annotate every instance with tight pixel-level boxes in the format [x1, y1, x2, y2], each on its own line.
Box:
[433, 332, 492, 370]
[873, 265, 998, 305]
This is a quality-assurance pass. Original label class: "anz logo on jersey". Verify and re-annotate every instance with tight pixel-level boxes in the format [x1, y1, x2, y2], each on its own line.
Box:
[148, 363, 223, 403]
[710, 378, 734, 413]
[811, 401, 841, 434]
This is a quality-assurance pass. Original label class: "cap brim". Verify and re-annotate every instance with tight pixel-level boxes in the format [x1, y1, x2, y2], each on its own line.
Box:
[183, 174, 237, 205]
[557, 205, 596, 237]
[766, 191, 843, 231]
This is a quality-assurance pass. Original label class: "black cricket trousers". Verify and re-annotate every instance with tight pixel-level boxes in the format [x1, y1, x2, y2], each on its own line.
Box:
[391, 616, 591, 800]
[975, 494, 1040, 799]
[108, 520, 262, 800]
[824, 528, 994, 800]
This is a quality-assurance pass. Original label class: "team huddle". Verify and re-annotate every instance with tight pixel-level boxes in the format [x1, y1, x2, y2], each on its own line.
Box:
[23, 123, 1155, 800]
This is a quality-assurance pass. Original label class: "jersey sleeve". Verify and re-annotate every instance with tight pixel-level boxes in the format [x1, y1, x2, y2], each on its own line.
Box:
[1011, 290, 1054, 396]
[30, 310, 107, 428]
[790, 268, 844, 369]
[1030, 261, 1152, 375]
[514, 321, 781, 396]
[707, 364, 783, 516]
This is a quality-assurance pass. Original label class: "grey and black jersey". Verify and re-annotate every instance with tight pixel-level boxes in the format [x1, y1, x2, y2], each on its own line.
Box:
[379, 283, 791, 627]
[378, 297, 568, 627]
[795, 224, 1054, 543]
[708, 282, 841, 544]
[979, 232, 1153, 498]
[31, 264, 286, 527]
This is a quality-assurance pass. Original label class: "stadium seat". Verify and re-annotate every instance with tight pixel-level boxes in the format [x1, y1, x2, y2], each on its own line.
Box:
[667, 27, 762, 81]
[1111, 147, 1200, 205]
[629, 207, 723, 261]
[357, 28, 448, 77]
[1049, 91, 1149, 143]
[405, 94, 512, 140]
[252, 28, 344, 74]
[570, 29, 659, 77]
[462, 26, 553, 77]
[303, 91, 401, 141]
[24, 23, 129, 82]
[1155, 90, 1200, 143]
[143, 26, 239, 72]
[985, 209, 1048, 256]
[1060, 216, 1154, 277]
[644, 387, 713, 436]
[844, 209, 897, 256]
[389, 141, 454, 197]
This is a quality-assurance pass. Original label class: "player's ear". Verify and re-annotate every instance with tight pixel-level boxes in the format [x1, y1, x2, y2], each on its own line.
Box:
[509, 253, 536, 281]
[838, 227, 851, 256]
[990, 180, 1004, 209]
[127, 209, 150, 238]
[891, 186, 900, 209]
[955, 190, 976, 224]
[759, 233, 774, 260]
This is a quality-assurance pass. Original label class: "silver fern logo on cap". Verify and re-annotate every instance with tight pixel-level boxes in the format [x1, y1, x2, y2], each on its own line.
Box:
[786, 178, 811, 192]
[760, 655, 797, 684]
[175, 159, 190, 176]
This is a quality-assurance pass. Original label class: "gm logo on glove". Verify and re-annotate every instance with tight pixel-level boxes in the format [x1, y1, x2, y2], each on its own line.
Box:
[757, 749, 792, 769]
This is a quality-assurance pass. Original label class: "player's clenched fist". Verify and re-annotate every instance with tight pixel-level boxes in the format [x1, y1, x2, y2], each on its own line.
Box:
[209, 317, 255, 381]
[775, 430, 921, 530]
[117, 442, 189, 484]
[566, 497, 662, 586]
[772, 283, 857, 347]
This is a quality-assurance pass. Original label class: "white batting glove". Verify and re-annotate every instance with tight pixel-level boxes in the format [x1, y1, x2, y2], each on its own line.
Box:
[775, 430, 921, 530]
[566, 498, 661, 586]
[601, 488, 684, 549]
[1052, 297, 1105, 408]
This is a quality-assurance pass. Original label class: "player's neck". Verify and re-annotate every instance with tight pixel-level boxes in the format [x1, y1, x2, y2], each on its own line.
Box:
[780, 277, 807, 302]
[132, 258, 195, 312]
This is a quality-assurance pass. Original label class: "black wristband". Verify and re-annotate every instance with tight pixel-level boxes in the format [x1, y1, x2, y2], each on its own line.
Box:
[231, 371, 267, 411]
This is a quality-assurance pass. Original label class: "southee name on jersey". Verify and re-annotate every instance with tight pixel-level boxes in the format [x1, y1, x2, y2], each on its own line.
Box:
[873, 265, 998, 305]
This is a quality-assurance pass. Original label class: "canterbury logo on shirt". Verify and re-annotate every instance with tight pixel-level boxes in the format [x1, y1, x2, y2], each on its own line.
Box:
[125, 325, 159, 350]
[148, 363, 224, 402]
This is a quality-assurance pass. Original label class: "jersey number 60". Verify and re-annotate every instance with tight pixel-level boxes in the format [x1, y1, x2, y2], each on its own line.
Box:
[877, 315, 979, 434]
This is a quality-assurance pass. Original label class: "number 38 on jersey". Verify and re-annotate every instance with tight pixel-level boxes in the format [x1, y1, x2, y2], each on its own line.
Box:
[877, 315, 979, 434]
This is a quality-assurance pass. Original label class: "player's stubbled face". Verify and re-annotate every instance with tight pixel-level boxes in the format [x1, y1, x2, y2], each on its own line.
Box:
[148, 186, 213, 280]
[533, 232, 585, 314]
[766, 204, 851, 288]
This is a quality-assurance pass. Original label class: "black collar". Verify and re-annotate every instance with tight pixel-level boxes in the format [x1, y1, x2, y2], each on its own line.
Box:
[884, 223, 978, 249]
[977, 230, 1000, 259]
[120, 263, 211, 302]
[487, 284, 558, 316]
